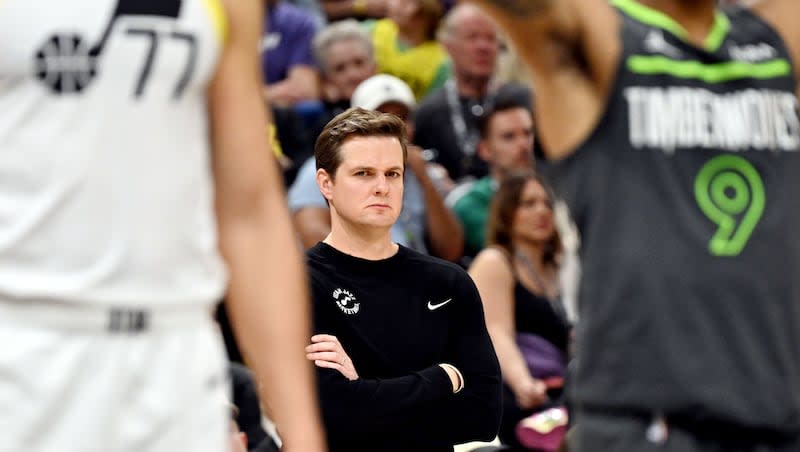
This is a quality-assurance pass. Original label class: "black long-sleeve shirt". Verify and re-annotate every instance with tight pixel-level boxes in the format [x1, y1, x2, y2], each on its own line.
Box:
[306, 242, 502, 452]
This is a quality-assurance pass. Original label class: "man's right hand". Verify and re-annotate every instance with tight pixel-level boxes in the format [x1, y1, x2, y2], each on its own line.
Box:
[306, 334, 359, 381]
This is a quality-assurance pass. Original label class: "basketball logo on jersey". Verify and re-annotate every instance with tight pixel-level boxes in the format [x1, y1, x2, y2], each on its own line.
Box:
[34, 34, 99, 93]
[33, 0, 197, 98]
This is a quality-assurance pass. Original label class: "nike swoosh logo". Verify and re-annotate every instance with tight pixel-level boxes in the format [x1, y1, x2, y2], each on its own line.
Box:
[427, 298, 452, 311]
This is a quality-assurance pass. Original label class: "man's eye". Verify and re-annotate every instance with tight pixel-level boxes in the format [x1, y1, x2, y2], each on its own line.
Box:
[387, 171, 401, 178]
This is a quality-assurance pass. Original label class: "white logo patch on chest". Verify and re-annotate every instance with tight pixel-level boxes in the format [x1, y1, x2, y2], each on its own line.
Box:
[332, 288, 360, 315]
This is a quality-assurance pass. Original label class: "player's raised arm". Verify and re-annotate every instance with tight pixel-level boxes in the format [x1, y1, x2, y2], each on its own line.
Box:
[207, 1, 326, 451]
[465, 0, 619, 159]
[462, 0, 580, 69]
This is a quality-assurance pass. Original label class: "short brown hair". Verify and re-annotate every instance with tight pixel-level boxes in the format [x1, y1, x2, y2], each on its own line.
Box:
[315, 107, 409, 179]
[487, 170, 562, 268]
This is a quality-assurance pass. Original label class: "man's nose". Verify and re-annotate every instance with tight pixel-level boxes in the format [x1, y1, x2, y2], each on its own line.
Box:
[374, 174, 389, 194]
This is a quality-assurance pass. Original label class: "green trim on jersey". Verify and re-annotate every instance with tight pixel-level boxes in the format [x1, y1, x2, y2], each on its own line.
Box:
[627, 55, 792, 83]
[612, 0, 730, 52]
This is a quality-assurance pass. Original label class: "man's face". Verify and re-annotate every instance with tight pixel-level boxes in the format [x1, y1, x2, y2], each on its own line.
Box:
[480, 107, 534, 173]
[318, 136, 405, 231]
[325, 38, 376, 101]
[445, 12, 499, 81]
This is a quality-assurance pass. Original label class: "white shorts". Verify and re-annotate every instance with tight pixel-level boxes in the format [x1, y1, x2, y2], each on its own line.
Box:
[0, 300, 230, 452]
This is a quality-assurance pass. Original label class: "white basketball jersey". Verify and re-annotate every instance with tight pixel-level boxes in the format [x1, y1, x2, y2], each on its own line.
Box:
[0, 0, 229, 306]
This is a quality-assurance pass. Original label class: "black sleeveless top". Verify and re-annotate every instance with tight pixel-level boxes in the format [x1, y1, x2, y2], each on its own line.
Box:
[550, 1, 800, 430]
[514, 281, 570, 355]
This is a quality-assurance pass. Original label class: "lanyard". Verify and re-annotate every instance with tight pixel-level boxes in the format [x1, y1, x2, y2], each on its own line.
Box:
[445, 79, 484, 158]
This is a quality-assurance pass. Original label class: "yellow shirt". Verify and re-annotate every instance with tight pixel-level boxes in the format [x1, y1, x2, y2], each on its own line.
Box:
[367, 19, 451, 100]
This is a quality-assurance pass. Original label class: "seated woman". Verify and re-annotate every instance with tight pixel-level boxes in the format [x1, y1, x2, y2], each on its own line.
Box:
[468, 170, 571, 451]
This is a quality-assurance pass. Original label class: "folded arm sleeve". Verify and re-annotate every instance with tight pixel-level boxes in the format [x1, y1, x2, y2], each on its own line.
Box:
[397, 271, 503, 446]
[316, 363, 453, 441]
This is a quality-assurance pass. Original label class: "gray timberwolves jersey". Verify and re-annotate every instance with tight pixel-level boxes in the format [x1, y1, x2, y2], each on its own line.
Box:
[561, 0, 800, 430]
[0, 0, 229, 306]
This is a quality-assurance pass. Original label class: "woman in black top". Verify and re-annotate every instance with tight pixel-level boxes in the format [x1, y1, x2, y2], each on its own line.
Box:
[304, 107, 502, 452]
[469, 170, 571, 450]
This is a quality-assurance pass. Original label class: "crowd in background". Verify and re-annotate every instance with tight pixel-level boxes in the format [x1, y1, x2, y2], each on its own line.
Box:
[218, 1, 580, 451]
[222, 0, 771, 450]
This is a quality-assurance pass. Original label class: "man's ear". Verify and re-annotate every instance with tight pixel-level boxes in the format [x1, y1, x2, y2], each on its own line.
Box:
[477, 140, 491, 162]
[316, 168, 334, 201]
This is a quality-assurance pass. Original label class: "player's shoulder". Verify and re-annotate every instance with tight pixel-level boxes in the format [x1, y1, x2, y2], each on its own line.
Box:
[748, 0, 800, 45]
[748, 0, 800, 19]
[741, 0, 800, 75]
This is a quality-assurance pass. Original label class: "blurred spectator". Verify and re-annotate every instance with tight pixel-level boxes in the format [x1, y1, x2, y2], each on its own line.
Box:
[448, 97, 533, 258]
[229, 410, 249, 452]
[270, 107, 315, 186]
[287, 0, 327, 27]
[262, 0, 321, 106]
[321, 0, 387, 21]
[494, 40, 532, 88]
[289, 75, 463, 261]
[310, 20, 377, 139]
[415, 4, 530, 181]
[365, 0, 450, 100]
[230, 363, 281, 452]
[468, 170, 571, 451]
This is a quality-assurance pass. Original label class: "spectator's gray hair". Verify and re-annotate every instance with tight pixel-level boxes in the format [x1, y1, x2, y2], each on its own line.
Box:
[437, 3, 489, 43]
[312, 20, 374, 76]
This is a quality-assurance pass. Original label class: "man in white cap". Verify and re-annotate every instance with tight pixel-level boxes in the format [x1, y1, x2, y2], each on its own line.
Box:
[289, 74, 463, 262]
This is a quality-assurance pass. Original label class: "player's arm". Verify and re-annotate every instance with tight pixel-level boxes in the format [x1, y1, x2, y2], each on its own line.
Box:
[466, 0, 616, 76]
[208, 1, 325, 451]
[752, 0, 800, 98]
[292, 207, 332, 249]
[466, 0, 620, 159]
[463, 0, 582, 76]
[264, 65, 321, 106]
